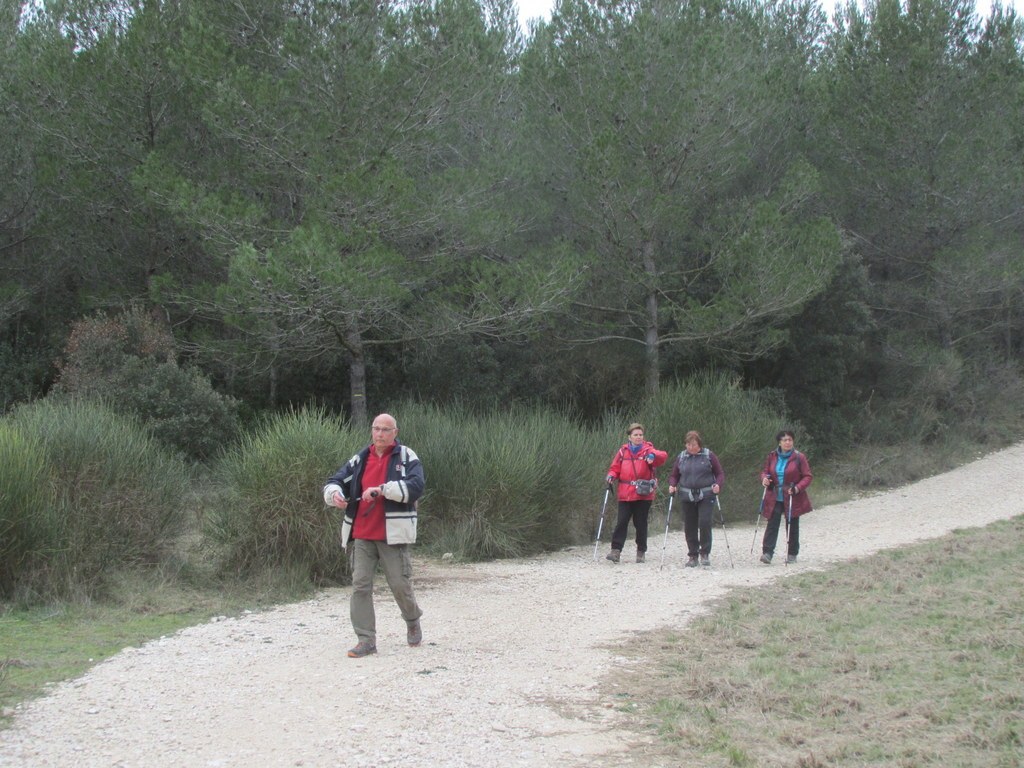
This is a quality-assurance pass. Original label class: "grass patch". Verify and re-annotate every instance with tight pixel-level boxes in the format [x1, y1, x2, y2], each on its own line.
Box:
[0, 572, 312, 727]
[0, 605, 207, 721]
[611, 516, 1024, 767]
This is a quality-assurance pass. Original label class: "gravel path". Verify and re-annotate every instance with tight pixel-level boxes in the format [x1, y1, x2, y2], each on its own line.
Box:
[2, 444, 1023, 768]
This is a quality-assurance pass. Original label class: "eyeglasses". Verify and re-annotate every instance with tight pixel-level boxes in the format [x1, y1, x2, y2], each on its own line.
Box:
[372, 426, 396, 433]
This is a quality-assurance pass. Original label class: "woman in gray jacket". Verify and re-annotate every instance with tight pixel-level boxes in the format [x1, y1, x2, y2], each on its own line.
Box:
[668, 431, 725, 567]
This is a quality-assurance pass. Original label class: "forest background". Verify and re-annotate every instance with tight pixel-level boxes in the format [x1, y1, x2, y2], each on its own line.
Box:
[2, 0, 1024, 603]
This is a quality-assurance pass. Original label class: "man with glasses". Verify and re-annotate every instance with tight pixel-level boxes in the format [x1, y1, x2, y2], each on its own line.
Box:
[324, 413, 425, 658]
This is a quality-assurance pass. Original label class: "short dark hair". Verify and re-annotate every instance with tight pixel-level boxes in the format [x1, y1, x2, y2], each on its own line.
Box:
[776, 430, 795, 443]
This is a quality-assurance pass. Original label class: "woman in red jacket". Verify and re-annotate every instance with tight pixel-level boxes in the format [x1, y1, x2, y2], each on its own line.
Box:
[759, 430, 813, 564]
[605, 422, 668, 563]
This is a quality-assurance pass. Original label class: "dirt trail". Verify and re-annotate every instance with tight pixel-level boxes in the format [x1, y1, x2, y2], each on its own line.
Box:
[2, 444, 1023, 768]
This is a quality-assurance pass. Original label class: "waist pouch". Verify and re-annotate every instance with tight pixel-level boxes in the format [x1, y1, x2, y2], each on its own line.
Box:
[682, 485, 715, 502]
[632, 478, 657, 495]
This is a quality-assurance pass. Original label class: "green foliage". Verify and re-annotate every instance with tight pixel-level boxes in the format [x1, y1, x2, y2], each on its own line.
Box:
[53, 308, 240, 461]
[743, 251, 876, 454]
[4, 399, 191, 601]
[138, 0, 565, 424]
[521, 0, 842, 395]
[3, 0, 1023, 465]
[399, 402, 602, 559]
[0, 424, 52, 597]
[102, 358, 241, 461]
[208, 408, 353, 583]
[0, 340, 51, 414]
[831, 358, 1024, 489]
[814, 0, 1024, 454]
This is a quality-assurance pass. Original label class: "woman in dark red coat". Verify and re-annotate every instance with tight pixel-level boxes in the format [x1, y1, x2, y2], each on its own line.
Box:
[759, 430, 813, 564]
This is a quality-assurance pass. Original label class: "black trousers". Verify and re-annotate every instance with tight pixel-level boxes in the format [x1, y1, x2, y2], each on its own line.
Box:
[762, 500, 800, 556]
[610, 499, 652, 552]
[680, 497, 715, 556]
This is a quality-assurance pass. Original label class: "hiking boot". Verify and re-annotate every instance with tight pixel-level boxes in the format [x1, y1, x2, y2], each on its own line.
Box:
[407, 619, 422, 647]
[760, 553, 772, 564]
[699, 554, 710, 567]
[606, 549, 621, 563]
[685, 555, 699, 568]
[786, 555, 797, 564]
[636, 551, 646, 563]
[347, 641, 377, 658]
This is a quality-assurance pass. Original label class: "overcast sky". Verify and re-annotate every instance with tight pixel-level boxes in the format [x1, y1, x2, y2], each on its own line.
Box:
[516, 0, 554, 26]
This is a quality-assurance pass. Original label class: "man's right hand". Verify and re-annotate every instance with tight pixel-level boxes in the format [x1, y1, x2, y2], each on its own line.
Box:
[331, 491, 348, 509]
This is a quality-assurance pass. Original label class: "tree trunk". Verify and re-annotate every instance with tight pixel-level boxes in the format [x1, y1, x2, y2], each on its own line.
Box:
[346, 326, 368, 426]
[642, 239, 660, 396]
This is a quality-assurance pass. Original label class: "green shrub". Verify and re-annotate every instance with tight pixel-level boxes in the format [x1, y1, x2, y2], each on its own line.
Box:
[53, 307, 240, 462]
[0, 340, 51, 414]
[208, 408, 352, 583]
[109, 358, 241, 461]
[5, 399, 192, 601]
[0, 424, 53, 596]
[400, 402, 599, 559]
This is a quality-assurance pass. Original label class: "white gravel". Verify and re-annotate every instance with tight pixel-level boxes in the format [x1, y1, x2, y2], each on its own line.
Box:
[2, 444, 1023, 768]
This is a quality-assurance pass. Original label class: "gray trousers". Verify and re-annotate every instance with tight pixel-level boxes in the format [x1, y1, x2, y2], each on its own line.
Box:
[351, 538, 423, 644]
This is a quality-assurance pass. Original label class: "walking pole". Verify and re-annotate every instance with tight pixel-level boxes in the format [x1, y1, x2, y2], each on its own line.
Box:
[659, 492, 675, 571]
[751, 486, 768, 554]
[715, 497, 734, 569]
[784, 487, 794, 566]
[592, 485, 612, 561]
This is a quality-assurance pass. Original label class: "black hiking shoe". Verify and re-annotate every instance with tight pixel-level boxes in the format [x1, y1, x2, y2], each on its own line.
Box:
[606, 549, 621, 563]
[760, 553, 772, 564]
[699, 554, 711, 567]
[685, 555, 699, 568]
[636, 551, 646, 563]
[786, 555, 797, 564]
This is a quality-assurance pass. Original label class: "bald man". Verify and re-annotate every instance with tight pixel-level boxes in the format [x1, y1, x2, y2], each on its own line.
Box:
[324, 413, 425, 658]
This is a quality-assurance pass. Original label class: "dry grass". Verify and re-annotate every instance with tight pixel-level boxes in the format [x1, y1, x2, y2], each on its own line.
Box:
[607, 517, 1024, 767]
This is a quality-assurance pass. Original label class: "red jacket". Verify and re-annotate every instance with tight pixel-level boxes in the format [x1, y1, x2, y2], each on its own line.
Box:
[607, 442, 669, 501]
[761, 449, 813, 518]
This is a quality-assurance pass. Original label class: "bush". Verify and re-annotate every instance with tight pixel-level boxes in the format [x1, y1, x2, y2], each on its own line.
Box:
[0, 340, 51, 414]
[53, 308, 240, 461]
[0, 424, 52, 596]
[4, 399, 192, 601]
[53, 306, 175, 391]
[110, 358, 241, 461]
[208, 408, 352, 583]
[400, 402, 601, 559]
